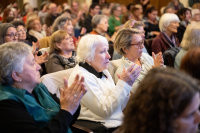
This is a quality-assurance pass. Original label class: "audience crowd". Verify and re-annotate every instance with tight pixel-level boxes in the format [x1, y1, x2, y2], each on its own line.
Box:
[0, 0, 200, 133]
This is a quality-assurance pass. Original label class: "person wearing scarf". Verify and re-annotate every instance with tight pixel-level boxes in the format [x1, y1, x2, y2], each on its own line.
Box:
[46, 30, 77, 74]
[152, 13, 180, 54]
[0, 42, 86, 133]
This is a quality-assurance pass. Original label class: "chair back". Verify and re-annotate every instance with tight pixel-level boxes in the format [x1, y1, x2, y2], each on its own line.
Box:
[144, 39, 153, 56]
[163, 47, 181, 68]
[41, 68, 74, 98]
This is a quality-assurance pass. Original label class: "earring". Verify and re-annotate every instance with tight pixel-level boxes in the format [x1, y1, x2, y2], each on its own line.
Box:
[19, 79, 22, 82]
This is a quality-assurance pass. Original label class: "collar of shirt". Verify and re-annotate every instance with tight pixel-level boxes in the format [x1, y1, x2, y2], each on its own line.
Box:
[79, 62, 107, 79]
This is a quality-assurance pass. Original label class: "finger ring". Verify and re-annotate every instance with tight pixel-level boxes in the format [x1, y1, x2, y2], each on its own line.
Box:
[74, 94, 77, 98]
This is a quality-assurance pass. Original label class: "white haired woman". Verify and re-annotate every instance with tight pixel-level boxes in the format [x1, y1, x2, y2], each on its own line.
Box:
[46, 30, 77, 73]
[68, 34, 141, 132]
[114, 28, 163, 93]
[174, 23, 200, 69]
[152, 13, 180, 54]
[0, 42, 86, 132]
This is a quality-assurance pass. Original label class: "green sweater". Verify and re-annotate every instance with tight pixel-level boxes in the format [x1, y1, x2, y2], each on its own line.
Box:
[108, 15, 122, 35]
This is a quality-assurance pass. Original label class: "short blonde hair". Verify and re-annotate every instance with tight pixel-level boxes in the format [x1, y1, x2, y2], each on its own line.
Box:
[77, 34, 108, 63]
[114, 28, 140, 55]
[50, 30, 68, 54]
[26, 16, 40, 30]
[181, 22, 200, 50]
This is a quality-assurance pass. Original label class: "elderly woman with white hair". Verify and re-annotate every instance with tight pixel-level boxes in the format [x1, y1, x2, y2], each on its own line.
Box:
[114, 28, 163, 93]
[152, 13, 180, 54]
[0, 42, 86, 132]
[68, 34, 141, 132]
[174, 23, 200, 69]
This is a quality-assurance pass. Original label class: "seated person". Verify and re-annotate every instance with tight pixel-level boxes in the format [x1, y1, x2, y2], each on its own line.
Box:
[90, 14, 116, 58]
[112, 20, 149, 60]
[10, 20, 34, 46]
[152, 13, 180, 54]
[120, 67, 200, 133]
[176, 8, 191, 43]
[0, 42, 86, 132]
[167, 0, 184, 13]
[68, 34, 141, 131]
[46, 30, 77, 73]
[143, 7, 160, 39]
[51, 15, 78, 48]
[114, 28, 163, 93]
[174, 23, 200, 69]
[180, 47, 200, 80]
[26, 16, 46, 40]
[0, 23, 18, 44]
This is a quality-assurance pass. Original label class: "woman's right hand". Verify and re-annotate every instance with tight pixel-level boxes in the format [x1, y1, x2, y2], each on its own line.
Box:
[60, 74, 87, 115]
[118, 64, 141, 86]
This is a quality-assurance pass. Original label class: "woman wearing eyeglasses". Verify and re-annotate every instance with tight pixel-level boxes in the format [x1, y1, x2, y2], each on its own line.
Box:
[0, 23, 18, 45]
[114, 28, 164, 93]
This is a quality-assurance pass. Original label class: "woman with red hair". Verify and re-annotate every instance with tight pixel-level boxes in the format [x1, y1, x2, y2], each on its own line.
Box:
[1, 8, 14, 23]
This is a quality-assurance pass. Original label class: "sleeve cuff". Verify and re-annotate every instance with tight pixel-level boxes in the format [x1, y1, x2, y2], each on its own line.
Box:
[117, 79, 132, 94]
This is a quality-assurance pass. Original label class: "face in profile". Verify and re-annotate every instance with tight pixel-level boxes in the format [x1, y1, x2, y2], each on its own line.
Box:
[17, 53, 41, 89]
[63, 20, 74, 35]
[173, 93, 200, 133]
[32, 19, 42, 32]
[90, 43, 110, 72]
[166, 21, 179, 33]
[97, 18, 109, 33]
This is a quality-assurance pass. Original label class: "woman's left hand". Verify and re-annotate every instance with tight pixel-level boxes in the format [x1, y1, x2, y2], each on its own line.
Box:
[152, 52, 164, 67]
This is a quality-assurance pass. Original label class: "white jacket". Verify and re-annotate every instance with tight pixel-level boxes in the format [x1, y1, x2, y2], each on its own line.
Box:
[68, 64, 132, 128]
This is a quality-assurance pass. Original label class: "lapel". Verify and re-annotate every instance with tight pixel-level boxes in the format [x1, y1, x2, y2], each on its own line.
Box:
[160, 32, 178, 48]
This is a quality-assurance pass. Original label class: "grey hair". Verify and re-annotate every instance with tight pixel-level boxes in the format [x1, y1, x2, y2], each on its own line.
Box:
[51, 15, 72, 33]
[181, 22, 200, 50]
[114, 28, 140, 55]
[0, 42, 32, 85]
[92, 14, 108, 28]
[77, 34, 108, 63]
[159, 13, 180, 32]
[111, 3, 121, 15]
[191, 9, 200, 18]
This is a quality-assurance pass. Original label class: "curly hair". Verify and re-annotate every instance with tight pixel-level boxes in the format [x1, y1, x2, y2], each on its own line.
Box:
[121, 67, 200, 133]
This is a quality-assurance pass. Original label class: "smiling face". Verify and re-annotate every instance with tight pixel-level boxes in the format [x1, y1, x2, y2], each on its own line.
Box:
[90, 43, 111, 72]
[56, 34, 74, 53]
[17, 53, 41, 92]
[173, 93, 200, 133]
[166, 21, 179, 33]
[17, 25, 26, 41]
[32, 19, 42, 32]
[185, 10, 192, 21]
[63, 20, 74, 35]
[97, 17, 109, 33]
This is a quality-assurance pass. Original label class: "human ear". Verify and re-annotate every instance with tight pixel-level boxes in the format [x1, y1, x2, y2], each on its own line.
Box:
[56, 43, 62, 49]
[122, 47, 129, 54]
[12, 71, 22, 82]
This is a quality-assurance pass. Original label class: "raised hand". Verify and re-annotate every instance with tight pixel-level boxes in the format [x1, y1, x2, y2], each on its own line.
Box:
[34, 51, 49, 65]
[60, 74, 87, 115]
[118, 64, 141, 86]
[152, 52, 164, 67]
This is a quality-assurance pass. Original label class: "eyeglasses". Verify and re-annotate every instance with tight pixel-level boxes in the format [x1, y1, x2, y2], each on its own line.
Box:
[17, 29, 27, 33]
[130, 39, 144, 49]
[5, 33, 19, 39]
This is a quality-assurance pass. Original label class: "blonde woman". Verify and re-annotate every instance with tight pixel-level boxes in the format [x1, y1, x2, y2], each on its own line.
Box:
[46, 30, 77, 73]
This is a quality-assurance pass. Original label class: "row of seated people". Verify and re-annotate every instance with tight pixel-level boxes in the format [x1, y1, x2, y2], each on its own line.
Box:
[0, 34, 200, 133]
[0, 1, 200, 132]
